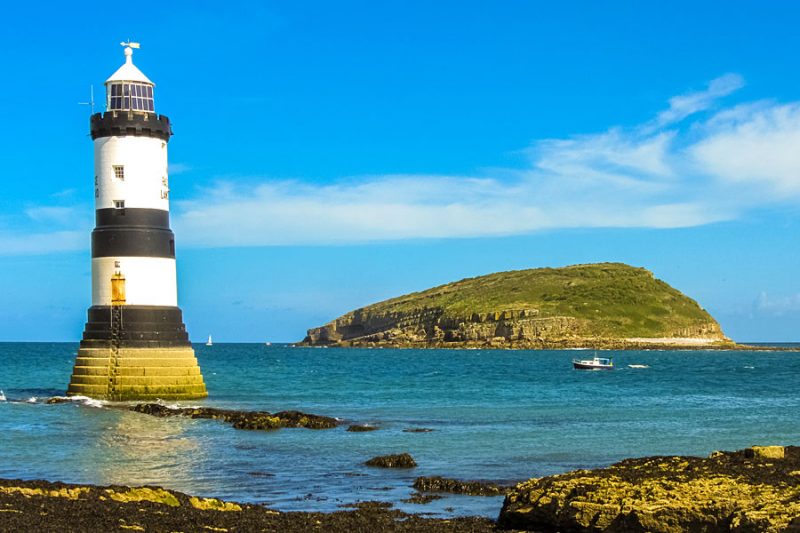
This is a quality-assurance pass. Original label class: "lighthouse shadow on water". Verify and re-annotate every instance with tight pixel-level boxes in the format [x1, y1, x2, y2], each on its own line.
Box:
[67, 43, 207, 401]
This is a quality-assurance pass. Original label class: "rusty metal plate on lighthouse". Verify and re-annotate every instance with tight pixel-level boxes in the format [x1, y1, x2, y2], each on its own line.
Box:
[111, 273, 126, 305]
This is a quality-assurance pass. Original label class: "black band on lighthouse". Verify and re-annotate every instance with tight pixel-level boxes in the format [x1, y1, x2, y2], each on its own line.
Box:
[96, 208, 171, 229]
[80, 305, 191, 348]
[90, 112, 172, 141]
[92, 227, 176, 258]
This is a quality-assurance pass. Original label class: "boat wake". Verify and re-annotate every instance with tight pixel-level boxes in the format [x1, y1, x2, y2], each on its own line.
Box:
[627, 364, 650, 369]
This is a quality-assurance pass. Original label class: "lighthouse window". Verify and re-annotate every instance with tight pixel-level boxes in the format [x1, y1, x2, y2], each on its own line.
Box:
[108, 82, 154, 112]
[113, 165, 125, 180]
[113, 200, 125, 209]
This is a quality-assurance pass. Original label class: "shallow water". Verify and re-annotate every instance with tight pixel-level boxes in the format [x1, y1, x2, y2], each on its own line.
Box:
[1, 342, 799, 518]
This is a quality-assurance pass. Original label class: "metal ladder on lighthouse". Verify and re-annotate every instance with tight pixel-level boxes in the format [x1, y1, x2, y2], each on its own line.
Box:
[107, 271, 126, 399]
[108, 305, 122, 399]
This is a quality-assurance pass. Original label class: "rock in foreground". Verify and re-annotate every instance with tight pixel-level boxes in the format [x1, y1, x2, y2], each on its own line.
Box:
[302, 263, 730, 349]
[0, 478, 499, 532]
[499, 445, 800, 532]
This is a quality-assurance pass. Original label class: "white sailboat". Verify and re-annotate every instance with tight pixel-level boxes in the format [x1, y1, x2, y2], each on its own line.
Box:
[206, 335, 213, 346]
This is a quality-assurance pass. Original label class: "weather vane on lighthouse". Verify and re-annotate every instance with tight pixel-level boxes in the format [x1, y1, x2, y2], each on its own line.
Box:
[67, 42, 207, 401]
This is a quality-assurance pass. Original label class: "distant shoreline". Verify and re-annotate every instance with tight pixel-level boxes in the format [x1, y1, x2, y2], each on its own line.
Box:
[295, 339, 800, 351]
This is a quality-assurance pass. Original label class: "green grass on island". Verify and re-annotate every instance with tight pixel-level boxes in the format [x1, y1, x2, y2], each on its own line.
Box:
[333, 262, 720, 340]
[305, 263, 730, 346]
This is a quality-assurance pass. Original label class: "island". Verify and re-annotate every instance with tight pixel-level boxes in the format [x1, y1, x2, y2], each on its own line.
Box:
[302, 262, 733, 349]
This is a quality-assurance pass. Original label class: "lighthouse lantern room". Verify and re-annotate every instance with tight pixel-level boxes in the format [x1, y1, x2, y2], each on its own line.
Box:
[67, 43, 207, 401]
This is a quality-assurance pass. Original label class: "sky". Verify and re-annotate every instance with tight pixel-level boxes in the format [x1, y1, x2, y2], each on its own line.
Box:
[1, 1, 799, 342]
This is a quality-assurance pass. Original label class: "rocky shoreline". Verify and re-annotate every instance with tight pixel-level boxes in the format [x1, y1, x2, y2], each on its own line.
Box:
[4, 446, 799, 531]
[0, 478, 500, 533]
[298, 337, 794, 351]
[500, 445, 800, 532]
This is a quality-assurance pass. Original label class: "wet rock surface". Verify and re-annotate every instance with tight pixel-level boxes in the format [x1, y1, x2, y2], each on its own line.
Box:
[499, 445, 800, 532]
[347, 424, 381, 432]
[402, 492, 444, 504]
[413, 477, 515, 496]
[366, 453, 418, 468]
[129, 403, 339, 430]
[0, 478, 502, 532]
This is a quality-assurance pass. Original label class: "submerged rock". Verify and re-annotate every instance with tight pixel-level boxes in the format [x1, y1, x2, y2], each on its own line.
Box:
[499, 445, 800, 532]
[413, 476, 513, 496]
[365, 453, 418, 468]
[129, 404, 338, 430]
[402, 492, 443, 504]
[347, 424, 381, 432]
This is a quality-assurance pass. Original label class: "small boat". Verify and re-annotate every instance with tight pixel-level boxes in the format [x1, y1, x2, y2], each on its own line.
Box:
[573, 355, 614, 370]
[206, 335, 213, 346]
[264, 342, 272, 347]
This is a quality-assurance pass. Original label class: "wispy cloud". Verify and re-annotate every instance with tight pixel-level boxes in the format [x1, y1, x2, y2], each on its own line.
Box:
[656, 73, 744, 126]
[25, 206, 80, 225]
[691, 101, 800, 196]
[0, 230, 86, 255]
[169, 163, 192, 175]
[0, 204, 90, 256]
[6, 73, 800, 253]
[174, 73, 777, 247]
[754, 291, 800, 316]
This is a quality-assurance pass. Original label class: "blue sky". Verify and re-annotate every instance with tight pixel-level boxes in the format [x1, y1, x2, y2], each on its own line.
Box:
[2, 1, 800, 342]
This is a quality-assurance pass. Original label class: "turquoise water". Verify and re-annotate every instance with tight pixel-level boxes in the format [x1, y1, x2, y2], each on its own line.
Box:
[1, 342, 799, 518]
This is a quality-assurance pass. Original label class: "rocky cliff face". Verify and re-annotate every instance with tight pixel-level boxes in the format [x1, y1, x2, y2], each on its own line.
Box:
[302, 263, 730, 349]
[303, 307, 724, 349]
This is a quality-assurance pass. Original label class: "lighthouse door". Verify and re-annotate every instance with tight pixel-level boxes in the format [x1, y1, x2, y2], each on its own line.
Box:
[111, 272, 126, 306]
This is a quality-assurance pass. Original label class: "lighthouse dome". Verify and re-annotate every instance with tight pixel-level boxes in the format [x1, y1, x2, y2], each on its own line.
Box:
[105, 45, 155, 113]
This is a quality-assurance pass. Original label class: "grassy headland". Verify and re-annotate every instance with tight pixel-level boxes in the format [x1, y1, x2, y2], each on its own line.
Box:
[303, 262, 732, 349]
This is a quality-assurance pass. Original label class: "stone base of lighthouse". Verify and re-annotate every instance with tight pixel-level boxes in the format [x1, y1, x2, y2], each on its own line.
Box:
[67, 306, 208, 401]
[67, 347, 207, 401]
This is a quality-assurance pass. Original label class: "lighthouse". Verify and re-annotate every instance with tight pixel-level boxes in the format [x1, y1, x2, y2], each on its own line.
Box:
[67, 43, 207, 400]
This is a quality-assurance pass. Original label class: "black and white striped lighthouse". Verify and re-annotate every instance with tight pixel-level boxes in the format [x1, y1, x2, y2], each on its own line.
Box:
[67, 43, 207, 400]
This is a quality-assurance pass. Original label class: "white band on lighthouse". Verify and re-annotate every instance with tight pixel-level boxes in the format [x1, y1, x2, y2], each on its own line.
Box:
[92, 257, 177, 306]
[95, 136, 169, 211]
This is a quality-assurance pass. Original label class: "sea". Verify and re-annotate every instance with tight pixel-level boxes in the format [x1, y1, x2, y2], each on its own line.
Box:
[1, 342, 799, 519]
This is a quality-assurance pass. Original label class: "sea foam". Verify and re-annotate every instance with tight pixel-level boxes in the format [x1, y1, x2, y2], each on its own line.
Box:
[48, 395, 108, 409]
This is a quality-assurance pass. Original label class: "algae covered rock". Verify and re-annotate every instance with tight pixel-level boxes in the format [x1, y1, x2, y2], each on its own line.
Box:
[302, 263, 730, 349]
[498, 445, 800, 532]
[129, 404, 338, 430]
[413, 476, 513, 496]
[365, 453, 418, 468]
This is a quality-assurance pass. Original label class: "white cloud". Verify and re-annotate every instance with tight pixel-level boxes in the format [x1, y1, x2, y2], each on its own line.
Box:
[0, 204, 90, 256]
[7, 73, 800, 253]
[25, 206, 80, 225]
[0, 230, 86, 255]
[656, 73, 744, 126]
[169, 163, 192, 175]
[175, 74, 757, 247]
[691, 102, 800, 196]
[754, 291, 800, 316]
